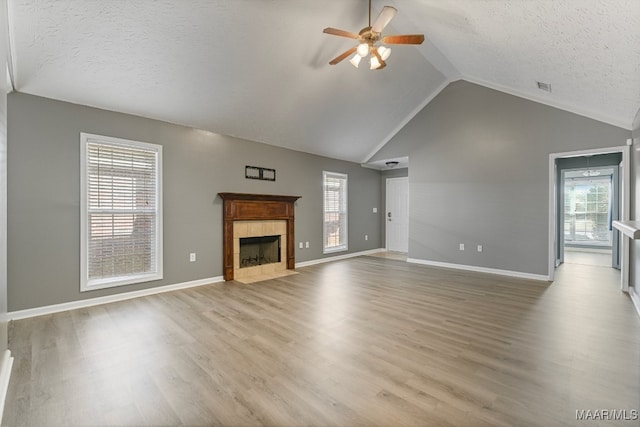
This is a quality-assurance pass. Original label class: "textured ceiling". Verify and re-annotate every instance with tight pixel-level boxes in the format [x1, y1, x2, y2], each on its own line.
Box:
[396, 0, 640, 130]
[7, 1, 640, 165]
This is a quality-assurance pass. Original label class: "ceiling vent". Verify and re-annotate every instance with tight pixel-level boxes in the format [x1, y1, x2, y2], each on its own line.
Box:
[537, 81, 552, 93]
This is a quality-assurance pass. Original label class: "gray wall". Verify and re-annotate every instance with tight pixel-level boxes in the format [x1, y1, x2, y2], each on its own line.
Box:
[380, 167, 408, 248]
[370, 80, 631, 276]
[631, 108, 640, 288]
[7, 93, 382, 311]
[0, 3, 8, 349]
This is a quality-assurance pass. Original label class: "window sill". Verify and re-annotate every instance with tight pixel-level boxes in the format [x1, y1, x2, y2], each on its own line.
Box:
[323, 246, 348, 255]
[81, 273, 163, 292]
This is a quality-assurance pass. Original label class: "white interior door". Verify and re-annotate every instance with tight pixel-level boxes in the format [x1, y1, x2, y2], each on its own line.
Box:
[386, 177, 409, 253]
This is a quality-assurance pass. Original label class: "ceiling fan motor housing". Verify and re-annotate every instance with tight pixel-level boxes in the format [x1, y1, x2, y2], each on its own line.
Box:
[358, 26, 381, 46]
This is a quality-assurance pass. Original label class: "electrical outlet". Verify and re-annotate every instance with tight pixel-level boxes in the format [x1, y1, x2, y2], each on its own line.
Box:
[365, 235, 368, 241]
[373, 207, 378, 213]
[305, 241, 309, 248]
[459, 243, 464, 251]
[189, 253, 196, 262]
[299, 242, 303, 249]
[477, 245, 483, 252]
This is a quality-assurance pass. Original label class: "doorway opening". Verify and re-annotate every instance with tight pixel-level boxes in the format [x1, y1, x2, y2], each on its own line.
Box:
[548, 146, 630, 289]
[561, 162, 619, 268]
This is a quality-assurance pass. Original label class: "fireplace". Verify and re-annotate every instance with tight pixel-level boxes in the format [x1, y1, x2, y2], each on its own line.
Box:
[219, 193, 301, 281]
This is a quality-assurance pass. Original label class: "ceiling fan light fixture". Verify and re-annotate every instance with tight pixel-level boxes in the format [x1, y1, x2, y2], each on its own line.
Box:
[370, 56, 381, 70]
[378, 46, 391, 61]
[349, 53, 362, 68]
[357, 43, 370, 57]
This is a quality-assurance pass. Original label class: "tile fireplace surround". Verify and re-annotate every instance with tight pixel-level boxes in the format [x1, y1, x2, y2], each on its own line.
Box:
[234, 220, 286, 280]
[218, 193, 301, 281]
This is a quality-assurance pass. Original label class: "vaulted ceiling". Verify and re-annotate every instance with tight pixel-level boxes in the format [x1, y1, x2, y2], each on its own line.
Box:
[7, 0, 640, 164]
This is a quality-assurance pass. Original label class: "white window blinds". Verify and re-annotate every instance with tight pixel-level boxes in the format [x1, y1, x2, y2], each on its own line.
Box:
[323, 171, 348, 253]
[81, 133, 163, 291]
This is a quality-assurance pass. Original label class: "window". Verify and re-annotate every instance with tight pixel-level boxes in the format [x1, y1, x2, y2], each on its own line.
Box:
[564, 172, 612, 247]
[80, 133, 162, 291]
[323, 171, 348, 253]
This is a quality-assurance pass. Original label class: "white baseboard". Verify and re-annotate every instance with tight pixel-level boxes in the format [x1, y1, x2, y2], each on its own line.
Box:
[7, 276, 224, 321]
[295, 248, 385, 268]
[5, 253, 556, 321]
[0, 349, 13, 424]
[8, 250, 388, 320]
[5, 250, 386, 320]
[407, 258, 550, 282]
[629, 287, 640, 319]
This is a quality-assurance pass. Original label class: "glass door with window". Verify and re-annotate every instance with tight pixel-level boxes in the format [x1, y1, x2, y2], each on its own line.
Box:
[563, 168, 614, 248]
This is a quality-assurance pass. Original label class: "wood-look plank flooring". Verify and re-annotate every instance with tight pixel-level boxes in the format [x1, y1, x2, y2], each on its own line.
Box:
[3, 256, 640, 426]
[564, 249, 612, 268]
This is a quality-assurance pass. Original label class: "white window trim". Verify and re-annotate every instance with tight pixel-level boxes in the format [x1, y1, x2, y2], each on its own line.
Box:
[80, 133, 163, 292]
[323, 171, 348, 254]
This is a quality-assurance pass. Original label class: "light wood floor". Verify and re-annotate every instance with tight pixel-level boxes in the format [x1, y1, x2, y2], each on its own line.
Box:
[367, 251, 408, 261]
[564, 248, 612, 268]
[4, 256, 640, 426]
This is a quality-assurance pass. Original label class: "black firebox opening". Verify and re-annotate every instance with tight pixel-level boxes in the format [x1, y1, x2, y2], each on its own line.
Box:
[239, 235, 281, 268]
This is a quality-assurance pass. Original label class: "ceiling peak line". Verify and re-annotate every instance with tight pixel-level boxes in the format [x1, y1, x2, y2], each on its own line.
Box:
[363, 79, 452, 164]
[4, 0, 16, 91]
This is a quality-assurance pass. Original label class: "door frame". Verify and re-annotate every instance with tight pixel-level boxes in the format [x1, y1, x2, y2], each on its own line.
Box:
[385, 176, 409, 252]
[548, 145, 630, 289]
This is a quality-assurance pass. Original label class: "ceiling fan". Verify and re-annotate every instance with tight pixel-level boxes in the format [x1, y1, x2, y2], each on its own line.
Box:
[323, 0, 425, 70]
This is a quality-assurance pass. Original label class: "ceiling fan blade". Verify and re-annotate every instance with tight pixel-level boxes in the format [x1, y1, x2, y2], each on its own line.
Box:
[323, 27, 359, 39]
[329, 47, 358, 65]
[381, 34, 425, 45]
[371, 6, 397, 33]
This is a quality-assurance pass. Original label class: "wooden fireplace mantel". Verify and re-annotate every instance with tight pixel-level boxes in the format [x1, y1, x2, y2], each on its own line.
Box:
[218, 193, 301, 280]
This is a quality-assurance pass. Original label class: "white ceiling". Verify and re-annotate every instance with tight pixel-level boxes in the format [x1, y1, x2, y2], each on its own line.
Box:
[7, 1, 640, 165]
